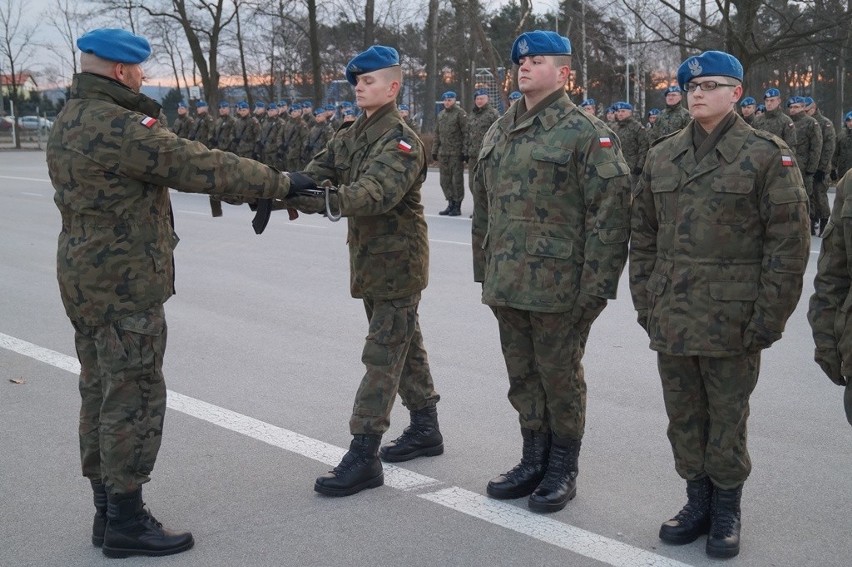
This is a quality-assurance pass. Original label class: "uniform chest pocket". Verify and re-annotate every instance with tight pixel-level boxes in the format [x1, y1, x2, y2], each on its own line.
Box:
[650, 176, 679, 223]
[709, 175, 755, 225]
[530, 145, 572, 195]
[476, 144, 496, 184]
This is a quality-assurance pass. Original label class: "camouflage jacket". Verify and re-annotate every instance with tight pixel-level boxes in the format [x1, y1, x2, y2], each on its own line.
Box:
[753, 108, 797, 149]
[213, 114, 236, 152]
[434, 104, 468, 157]
[188, 113, 214, 148]
[304, 103, 429, 300]
[171, 114, 194, 139]
[466, 103, 499, 160]
[403, 116, 420, 136]
[278, 116, 308, 169]
[255, 116, 280, 164]
[814, 111, 836, 173]
[629, 114, 810, 356]
[653, 104, 691, 139]
[47, 72, 288, 326]
[809, 171, 852, 373]
[835, 128, 852, 178]
[614, 117, 650, 173]
[472, 91, 632, 313]
[791, 113, 823, 174]
[234, 114, 261, 158]
[303, 120, 332, 165]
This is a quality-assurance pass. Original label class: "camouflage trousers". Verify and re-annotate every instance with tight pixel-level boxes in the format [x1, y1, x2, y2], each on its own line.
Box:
[657, 353, 760, 489]
[72, 305, 167, 496]
[350, 293, 439, 435]
[438, 155, 465, 202]
[813, 177, 831, 219]
[491, 306, 589, 440]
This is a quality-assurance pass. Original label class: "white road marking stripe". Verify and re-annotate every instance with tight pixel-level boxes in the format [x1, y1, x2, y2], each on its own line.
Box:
[0, 175, 52, 183]
[1, 331, 693, 567]
[20, 191, 43, 197]
[429, 238, 470, 246]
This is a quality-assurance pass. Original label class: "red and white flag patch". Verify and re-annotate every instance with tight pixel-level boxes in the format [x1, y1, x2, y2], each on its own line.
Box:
[599, 136, 612, 148]
[397, 139, 412, 152]
[781, 155, 794, 167]
[140, 116, 158, 128]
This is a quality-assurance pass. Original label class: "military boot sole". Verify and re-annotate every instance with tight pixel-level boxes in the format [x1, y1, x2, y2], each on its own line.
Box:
[658, 521, 710, 545]
[527, 485, 577, 513]
[102, 537, 194, 558]
[379, 442, 444, 463]
[313, 472, 384, 497]
[486, 477, 543, 500]
[706, 539, 740, 558]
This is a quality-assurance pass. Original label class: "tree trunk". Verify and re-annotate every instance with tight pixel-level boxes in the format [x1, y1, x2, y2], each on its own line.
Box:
[423, 0, 439, 133]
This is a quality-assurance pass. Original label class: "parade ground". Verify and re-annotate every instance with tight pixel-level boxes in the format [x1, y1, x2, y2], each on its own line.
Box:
[1, 150, 849, 566]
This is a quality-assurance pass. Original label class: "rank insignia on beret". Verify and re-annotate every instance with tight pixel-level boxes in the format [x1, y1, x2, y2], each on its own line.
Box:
[781, 155, 794, 167]
[688, 58, 702, 76]
[599, 136, 613, 148]
[397, 139, 412, 152]
[140, 116, 157, 128]
[518, 38, 529, 55]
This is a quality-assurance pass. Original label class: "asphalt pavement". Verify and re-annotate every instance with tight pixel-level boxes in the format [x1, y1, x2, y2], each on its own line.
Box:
[1, 150, 850, 567]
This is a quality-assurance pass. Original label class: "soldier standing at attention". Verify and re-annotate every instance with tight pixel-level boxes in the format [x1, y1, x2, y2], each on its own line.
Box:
[646, 108, 660, 129]
[302, 106, 332, 164]
[739, 96, 757, 125]
[256, 102, 280, 166]
[433, 90, 468, 216]
[806, 97, 837, 236]
[808, 168, 852, 427]
[284, 45, 442, 497]
[212, 100, 236, 153]
[472, 30, 631, 514]
[399, 104, 419, 134]
[629, 51, 809, 558]
[233, 101, 260, 159]
[787, 96, 823, 233]
[170, 100, 194, 138]
[834, 112, 852, 180]
[46, 27, 301, 558]
[612, 101, 649, 185]
[579, 98, 596, 116]
[465, 89, 499, 205]
[653, 85, 691, 139]
[187, 100, 213, 147]
[752, 87, 796, 148]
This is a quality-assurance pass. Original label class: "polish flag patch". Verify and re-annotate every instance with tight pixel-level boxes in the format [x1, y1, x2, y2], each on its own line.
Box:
[599, 137, 613, 148]
[781, 155, 794, 167]
[140, 116, 158, 128]
[397, 139, 412, 152]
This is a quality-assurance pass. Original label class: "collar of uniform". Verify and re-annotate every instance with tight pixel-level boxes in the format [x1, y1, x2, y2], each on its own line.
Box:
[668, 112, 749, 164]
[70, 72, 162, 117]
[353, 102, 400, 143]
[510, 90, 571, 132]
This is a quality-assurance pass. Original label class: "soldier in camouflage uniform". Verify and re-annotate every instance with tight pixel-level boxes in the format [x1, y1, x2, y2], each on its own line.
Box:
[277, 103, 308, 171]
[46, 28, 298, 558]
[806, 97, 837, 235]
[808, 169, 852, 427]
[212, 100, 236, 153]
[788, 96, 823, 231]
[302, 106, 332, 164]
[739, 97, 756, 126]
[255, 102, 280, 166]
[283, 45, 441, 497]
[170, 101, 194, 138]
[629, 51, 809, 558]
[233, 101, 260, 159]
[399, 104, 419, 134]
[432, 90, 468, 216]
[465, 88, 499, 215]
[472, 31, 631, 514]
[612, 101, 649, 185]
[834, 112, 852, 180]
[653, 85, 691, 140]
[752, 87, 796, 148]
[187, 100, 214, 147]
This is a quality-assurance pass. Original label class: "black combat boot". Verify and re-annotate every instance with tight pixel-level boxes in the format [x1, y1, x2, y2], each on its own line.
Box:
[706, 484, 743, 558]
[810, 216, 817, 236]
[379, 406, 444, 462]
[527, 435, 581, 513]
[314, 434, 384, 497]
[819, 217, 829, 237]
[91, 480, 107, 547]
[659, 476, 713, 544]
[448, 201, 461, 216]
[101, 488, 194, 558]
[487, 428, 550, 499]
[439, 201, 453, 215]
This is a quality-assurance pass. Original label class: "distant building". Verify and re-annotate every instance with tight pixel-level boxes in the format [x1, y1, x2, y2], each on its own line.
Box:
[1, 73, 38, 99]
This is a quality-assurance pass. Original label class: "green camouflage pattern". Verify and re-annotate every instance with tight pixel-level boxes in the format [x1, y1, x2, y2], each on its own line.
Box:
[212, 113, 236, 152]
[808, 171, 852, 384]
[434, 103, 468, 156]
[614, 116, 650, 174]
[255, 115, 281, 165]
[403, 116, 420, 135]
[657, 352, 760, 489]
[471, 91, 632, 314]
[438, 155, 465, 201]
[278, 115, 308, 171]
[812, 111, 836, 218]
[653, 104, 691, 139]
[47, 72, 289, 326]
[466, 103, 500, 161]
[349, 293, 439, 435]
[629, 114, 810, 357]
[790, 112, 823, 174]
[753, 107, 797, 148]
[834, 127, 852, 179]
[233, 113, 261, 158]
[188, 113, 214, 148]
[303, 120, 333, 165]
[74, 304, 167, 495]
[170, 114, 194, 139]
[298, 103, 429, 300]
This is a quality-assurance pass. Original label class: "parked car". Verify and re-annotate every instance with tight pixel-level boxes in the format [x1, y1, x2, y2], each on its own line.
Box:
[17, 116, 53, 131]
[0, 116, 13, 131]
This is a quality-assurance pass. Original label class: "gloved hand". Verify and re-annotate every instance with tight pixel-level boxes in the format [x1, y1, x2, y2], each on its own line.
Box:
[431, 153, 438, 162]
[285, 194, 326, 215]
[632, 167, 643, 176]
[743, 320, 781, 352]
[461, 154, 468, 163]
[815, 347, 847, 386]
[831, 169, 838, 181]
[287, 171, 319, 197]
[570, 292, 607, 332]
[813, 170, 825, 184]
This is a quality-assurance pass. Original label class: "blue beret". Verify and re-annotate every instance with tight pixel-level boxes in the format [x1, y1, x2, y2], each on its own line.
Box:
[786, 96, 805, 107]
[77, 28, 151, 64]
[218, 101, 230, 108]
[399, 104, 410, 111]
[341, 101, 353, 108]
[278, 100, 289, 107]
[196, 100, 207, 108]
[177, 101, 187, 108]
[648, 108, 660, 116]
[236, 101, 249, 110]
[267, 103, 277, 110]
[613, 101, 633, 111]
[740, 97, 756, 107]
[324, 104, 335, 112]
[343, 108, 356, 117]
[442, 91, 457, 100]
[290, 102, 302, 111]
[508, 91, 522, 101]
[845, 111, 852, 121]
[313, 108, 324, 116]
[303, 101, 312, 107]
[803, 96, 814, 106]
[474, 89, 488, 97]
[511, 30, 571, 65]
[764, 88, 780, 99]
[677, 51, 743, 91]
[580, 98, 595, 107]
[254, 101, 265, 109]
[345, 45, 400, 85]
[757, 104, 766, 112]
[664, 85, 681, 95]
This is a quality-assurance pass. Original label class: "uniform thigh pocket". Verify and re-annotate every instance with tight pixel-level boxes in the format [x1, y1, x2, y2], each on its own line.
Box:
[109, 305, 167, 377]
[362, 298, 416, 366]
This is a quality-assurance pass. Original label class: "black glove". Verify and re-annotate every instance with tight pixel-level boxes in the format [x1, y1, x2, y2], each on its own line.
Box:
[813, 170, 825, 184]
[831, 169, 838, 181]
[431, 153, 438, 162]
[461, 154, 468, 163]
[287, 171, 319, 197]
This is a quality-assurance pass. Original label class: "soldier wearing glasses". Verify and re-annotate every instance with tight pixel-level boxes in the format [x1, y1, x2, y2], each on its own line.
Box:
[630, 51, 809, 558]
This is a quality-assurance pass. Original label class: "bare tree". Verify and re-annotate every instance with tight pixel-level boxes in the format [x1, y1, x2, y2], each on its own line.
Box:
[423, 0, 439, 133]
[0, 0, 37, 147]
[364, 0, 375, 48]
[43, 0, 90, 79]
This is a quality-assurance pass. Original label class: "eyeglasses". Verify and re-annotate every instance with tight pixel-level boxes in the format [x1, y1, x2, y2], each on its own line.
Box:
[683, 81, 739, 93]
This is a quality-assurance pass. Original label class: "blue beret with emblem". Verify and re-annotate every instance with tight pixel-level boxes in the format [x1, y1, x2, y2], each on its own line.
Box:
[343, 108, 356, 117]
[77, 28, 151, 64]
[648, 108, 660, 116]
[786, 96, 805, 107]
[580, 98, 595, 107]
[613, 101, 633, 111]
[764, 87, 780, 99]
[196, 100, 207, 108]
[177, 101, 187, 109]
[303, 100, 312, 107]
[254, 101, 265, 109]
[324, 104, 335, 112]
[511, 30, 571, 65]
[664, 85, 681, 95]
[740, 97, 756, 107]
[803, 96, 814, 106]
[341, 101, 353, 108]
[278, 100, 289, 107]
[290, 102, 302, 111]
[474, 89, 488, 97]
[236, 101, 249, 110]
[267, 103, 277, 110]
[508, 91, 522, 101]
[676, 50, 743, 92]
[757, 104, 766, 112]
[399, 104, 410, 111]
[442, 91, 457, 100]
[345, 45, 400, 85]
[313, 108, 324, 116]
[845, 111, 852, 121]
[218, 101, 230, 108]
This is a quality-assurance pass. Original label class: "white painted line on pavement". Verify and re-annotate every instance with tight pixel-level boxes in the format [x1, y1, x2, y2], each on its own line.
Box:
[429, 238, 470, 246]
[0, 175, 51, 183]
[20, 192, 43, 197]
[0, 331, 693, 567]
